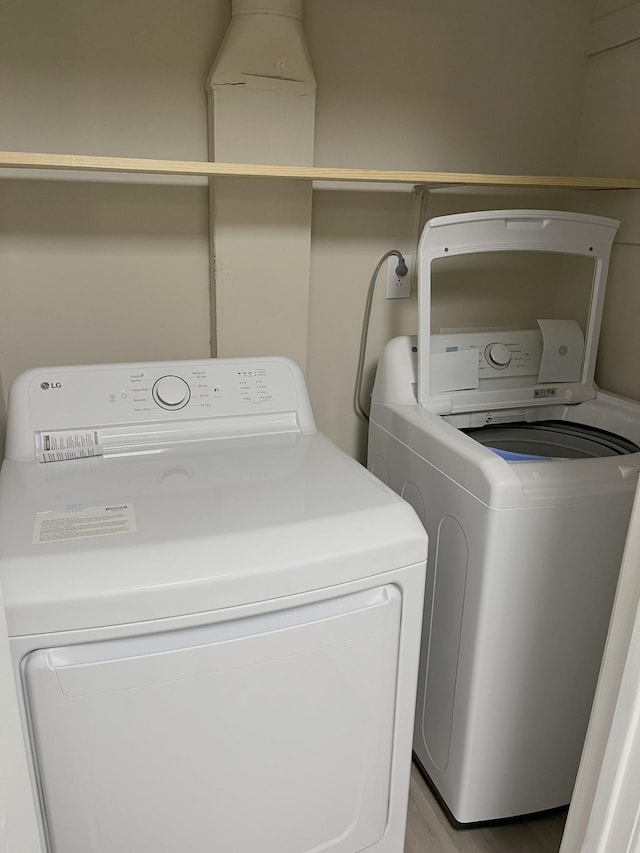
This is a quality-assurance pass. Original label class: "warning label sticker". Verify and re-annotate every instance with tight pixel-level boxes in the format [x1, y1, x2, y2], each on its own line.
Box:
[33, 504, 137, 545]
[36, 430, 103, 463]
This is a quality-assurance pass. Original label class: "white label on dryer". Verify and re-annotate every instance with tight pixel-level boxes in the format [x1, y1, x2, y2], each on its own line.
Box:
[36, 429, 104, 463]
[33, 504, 137, 544]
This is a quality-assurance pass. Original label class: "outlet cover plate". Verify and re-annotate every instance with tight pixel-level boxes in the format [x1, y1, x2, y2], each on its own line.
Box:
[386, 254, 412, 299]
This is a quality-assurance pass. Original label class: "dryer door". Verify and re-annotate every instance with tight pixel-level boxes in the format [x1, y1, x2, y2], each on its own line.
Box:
[23, 585, 401, 853]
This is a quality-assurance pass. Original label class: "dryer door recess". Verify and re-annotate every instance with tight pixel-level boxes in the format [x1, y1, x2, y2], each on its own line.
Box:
[24, 586, 401, 853]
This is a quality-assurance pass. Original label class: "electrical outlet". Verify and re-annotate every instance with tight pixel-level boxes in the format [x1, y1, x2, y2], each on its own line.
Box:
[385, 254, 412, 299]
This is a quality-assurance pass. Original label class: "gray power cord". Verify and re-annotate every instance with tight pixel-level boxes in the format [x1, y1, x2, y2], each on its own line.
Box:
[354, 249, 408, 422]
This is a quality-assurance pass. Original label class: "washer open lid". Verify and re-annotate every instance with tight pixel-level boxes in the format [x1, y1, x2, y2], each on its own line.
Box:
[416, 210, 619, 414]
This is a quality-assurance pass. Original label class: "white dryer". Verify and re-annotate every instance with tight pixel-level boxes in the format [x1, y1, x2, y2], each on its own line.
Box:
[0, 356, 427, 853]
[368, 210, 640, 824]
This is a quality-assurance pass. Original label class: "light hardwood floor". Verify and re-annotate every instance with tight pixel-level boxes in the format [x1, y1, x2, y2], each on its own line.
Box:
[404, 764, 567, 853]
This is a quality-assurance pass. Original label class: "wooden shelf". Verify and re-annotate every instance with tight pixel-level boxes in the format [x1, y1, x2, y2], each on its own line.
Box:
[1, 150, 640, 191]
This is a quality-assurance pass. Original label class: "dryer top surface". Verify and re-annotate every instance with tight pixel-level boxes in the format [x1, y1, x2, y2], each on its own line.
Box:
[0, 431, 427, 636]
[1, 356, 427, 636]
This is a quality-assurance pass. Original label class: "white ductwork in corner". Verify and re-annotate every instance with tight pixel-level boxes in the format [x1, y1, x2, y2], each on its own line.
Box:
[206, 0, 316, 369]
[208, 0, 316, 165]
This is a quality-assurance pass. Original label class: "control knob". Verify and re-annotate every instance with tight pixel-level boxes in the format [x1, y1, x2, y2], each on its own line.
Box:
[485, 343, 512, 369]
[152, 375, 191, 410]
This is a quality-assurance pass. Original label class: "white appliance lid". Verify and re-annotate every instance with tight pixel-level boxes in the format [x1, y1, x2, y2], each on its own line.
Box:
[0, 432, 427, 636]
[416, 210, 620, 413]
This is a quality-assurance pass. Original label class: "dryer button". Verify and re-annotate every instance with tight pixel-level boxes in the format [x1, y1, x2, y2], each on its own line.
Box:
[152, 376, 191, 410]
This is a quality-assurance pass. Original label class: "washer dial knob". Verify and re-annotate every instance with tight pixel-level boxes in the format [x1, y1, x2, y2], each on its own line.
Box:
[485, 343, 512, 369]
[152, 375, 191, 409]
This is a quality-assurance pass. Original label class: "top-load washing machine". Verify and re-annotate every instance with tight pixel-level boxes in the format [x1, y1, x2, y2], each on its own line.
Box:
[368, 210, 640, 824]
[0, 355, 427, 853]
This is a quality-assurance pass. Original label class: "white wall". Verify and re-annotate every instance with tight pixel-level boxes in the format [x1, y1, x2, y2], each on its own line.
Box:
[0, 0, 227, 159]
[0, 0, 229, 411]
[0, 180, 210, 388]
[308, 189, 419, 458]
[571, 1, 640, 400]
[305, 0, 589, 174]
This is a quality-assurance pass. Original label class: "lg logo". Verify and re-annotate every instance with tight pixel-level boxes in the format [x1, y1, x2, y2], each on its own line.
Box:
[40, 381, 62, 390]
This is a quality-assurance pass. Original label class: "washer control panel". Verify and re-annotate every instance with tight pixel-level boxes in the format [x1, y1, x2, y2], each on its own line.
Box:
[484, 343, 513, 369]
[433, 330, 544, 378]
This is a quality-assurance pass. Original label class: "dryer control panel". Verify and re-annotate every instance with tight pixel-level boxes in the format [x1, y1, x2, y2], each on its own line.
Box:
[5, 357, 317, 462]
